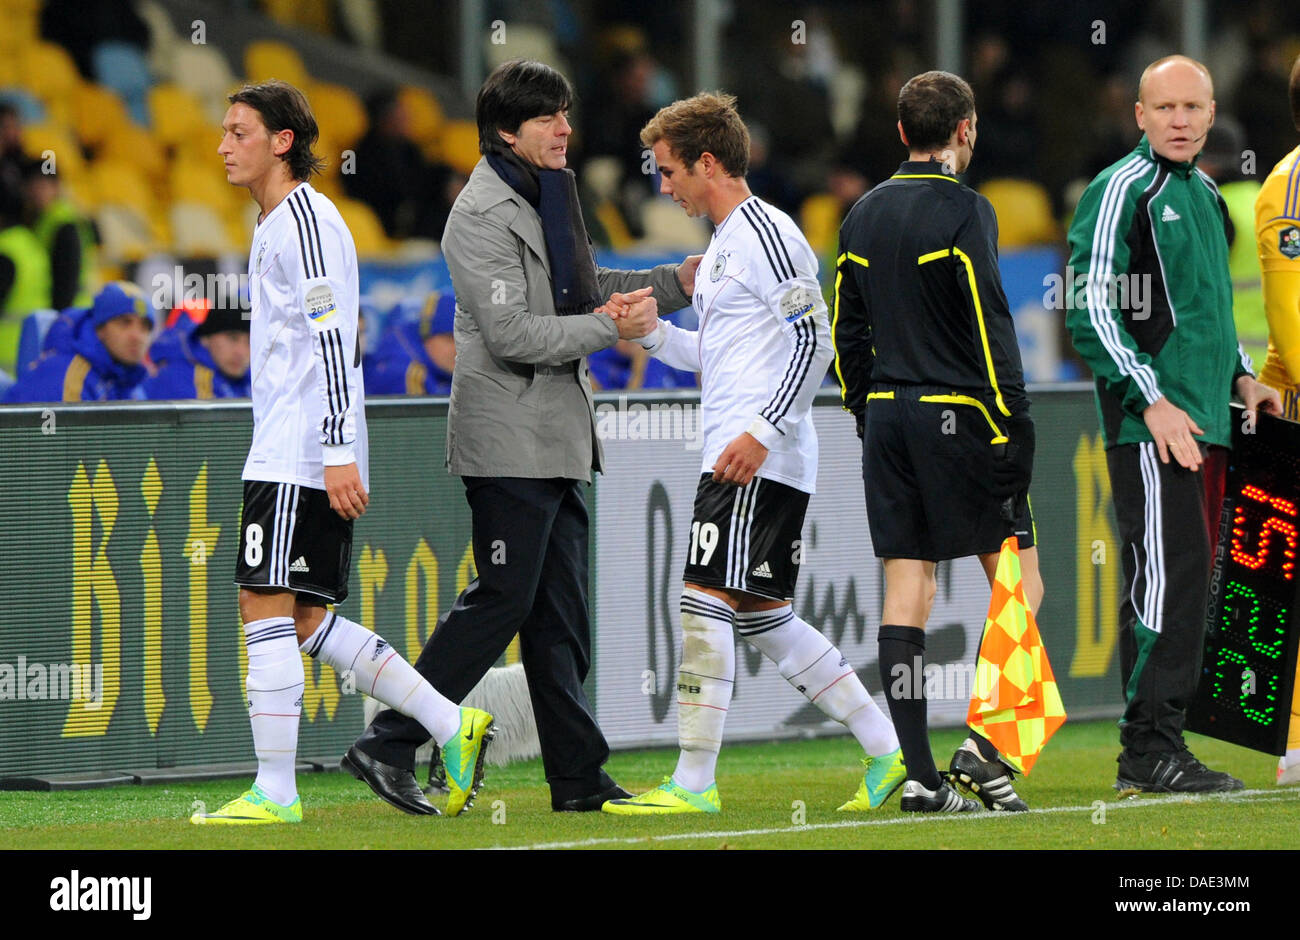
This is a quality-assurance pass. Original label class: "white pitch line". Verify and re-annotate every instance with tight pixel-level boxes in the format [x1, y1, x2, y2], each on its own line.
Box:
[488, 787, 1300, 850]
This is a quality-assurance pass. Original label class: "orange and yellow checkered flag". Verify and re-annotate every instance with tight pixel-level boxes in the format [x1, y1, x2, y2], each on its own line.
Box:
[966, 536, 1066, 774]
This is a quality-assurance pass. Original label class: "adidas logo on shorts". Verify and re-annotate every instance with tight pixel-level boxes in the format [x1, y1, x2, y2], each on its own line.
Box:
[372, 638, 389, 660]
[751, 560, 773, 578]
[289, 556, 310, 573]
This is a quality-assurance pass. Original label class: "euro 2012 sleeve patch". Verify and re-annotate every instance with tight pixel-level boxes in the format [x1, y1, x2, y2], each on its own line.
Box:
[780, 285, 818, 322]
[1280, 226, 1300, 260]
[305, 283, 337, 322]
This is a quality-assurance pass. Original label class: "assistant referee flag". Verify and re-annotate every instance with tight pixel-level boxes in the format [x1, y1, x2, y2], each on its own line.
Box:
[967, 537, 1066, 774]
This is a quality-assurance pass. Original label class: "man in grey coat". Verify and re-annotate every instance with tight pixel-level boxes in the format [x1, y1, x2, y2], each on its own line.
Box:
[346, 59, 700, 813]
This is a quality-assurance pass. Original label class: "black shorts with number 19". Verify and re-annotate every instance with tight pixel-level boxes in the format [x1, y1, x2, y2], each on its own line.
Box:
[234, 480, 354, 604]
[682, 474, 810, 601]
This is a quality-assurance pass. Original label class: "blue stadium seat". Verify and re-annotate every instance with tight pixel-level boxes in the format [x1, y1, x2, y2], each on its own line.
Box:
[41, 308, 84, 356]
[92, 41, 153, 126]
[15, 309, 60, 375]
[0, 88, 46, 124]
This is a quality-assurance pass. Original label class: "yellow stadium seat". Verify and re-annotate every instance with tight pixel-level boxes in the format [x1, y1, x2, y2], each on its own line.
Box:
[91, 158, 168, 259]
[313, 127, 342, 180]
[262, 0, 334, 33]
[244, 39, 309, 87]
[88, 160, 155, 212]
[95, 203, 162, 262]
[169, 159, 238, 215]
[173, 132, 224, 169]
[305, 81, 367, 150]
[21, 123, 87, 182]
[399, 85, 444, 151]
[0, 1, 36, 58]
[224, 205, 252, 246]
[19, 41, 81, 125]
[99, 123, 168, 189]
[64, 175, 95, 212]
[149, 83, 210, 149]
[312, 172, 344, 201]
[483, 23, 561, 73]
[235, 199, 262, 237]
[171, 44, 239, 123]
[978, 178, 1059, 248]
[437, 120, 482, 175]
[335, 198, 391, 256]
[170, 202, 239, 256]
[799, 193, 841, 259]
[72, 82, 130, 152]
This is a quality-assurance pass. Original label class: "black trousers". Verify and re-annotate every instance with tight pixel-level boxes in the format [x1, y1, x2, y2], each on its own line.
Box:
[1107, 442, 1222, 754]
[354, 476, 615, 804]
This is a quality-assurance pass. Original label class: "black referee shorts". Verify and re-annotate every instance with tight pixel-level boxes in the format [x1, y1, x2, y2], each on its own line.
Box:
[863, 385, 1035, 561]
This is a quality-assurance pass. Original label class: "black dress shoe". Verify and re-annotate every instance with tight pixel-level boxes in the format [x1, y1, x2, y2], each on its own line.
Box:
[341, 745, 440, 815]
[553, 784, 634, 812]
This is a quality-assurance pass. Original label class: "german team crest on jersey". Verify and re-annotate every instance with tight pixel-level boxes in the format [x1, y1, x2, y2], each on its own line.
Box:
[1281, 226, 1300, 260]
[256, 239, 268, 274]
[710, 253, 727, 282]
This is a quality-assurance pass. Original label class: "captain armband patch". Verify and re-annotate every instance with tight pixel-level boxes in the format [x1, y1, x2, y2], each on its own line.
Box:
[779, 285, 819, 322]
[1280, 225, 1300, 260]
[304, 282, 338, 325]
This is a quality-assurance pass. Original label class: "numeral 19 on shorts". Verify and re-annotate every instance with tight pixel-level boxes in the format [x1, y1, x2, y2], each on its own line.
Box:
[689, 521, 719, 566]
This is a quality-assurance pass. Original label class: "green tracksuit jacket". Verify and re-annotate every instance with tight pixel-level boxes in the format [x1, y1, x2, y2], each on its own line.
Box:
[1066, 136, 1252, 448]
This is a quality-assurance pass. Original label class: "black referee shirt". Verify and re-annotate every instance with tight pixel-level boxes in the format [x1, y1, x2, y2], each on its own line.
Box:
[832, 159, 1028, 421]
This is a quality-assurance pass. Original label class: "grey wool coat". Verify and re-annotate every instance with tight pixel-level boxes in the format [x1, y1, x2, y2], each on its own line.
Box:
[441, 157, 691, 481]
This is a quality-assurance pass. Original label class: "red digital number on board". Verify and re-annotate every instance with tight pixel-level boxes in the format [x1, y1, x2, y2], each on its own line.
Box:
[1230, 483, 1298, 580]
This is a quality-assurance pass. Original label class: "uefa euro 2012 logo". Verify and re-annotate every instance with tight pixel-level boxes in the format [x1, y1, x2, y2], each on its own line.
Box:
[1280, 225, 1300, 260]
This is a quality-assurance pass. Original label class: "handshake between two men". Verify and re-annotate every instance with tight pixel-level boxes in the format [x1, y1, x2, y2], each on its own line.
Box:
[597, 253, 703, 341]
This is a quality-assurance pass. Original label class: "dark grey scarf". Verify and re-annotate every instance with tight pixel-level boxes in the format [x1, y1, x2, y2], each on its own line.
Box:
[485, 147, 601, 316]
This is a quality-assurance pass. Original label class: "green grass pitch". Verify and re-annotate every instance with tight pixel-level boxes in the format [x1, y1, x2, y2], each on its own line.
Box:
[2, 720, 1295, 849]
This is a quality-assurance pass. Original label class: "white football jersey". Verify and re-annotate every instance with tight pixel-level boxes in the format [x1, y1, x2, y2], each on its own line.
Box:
[643, 195, 832, 493]
[241, 182, 369, 489]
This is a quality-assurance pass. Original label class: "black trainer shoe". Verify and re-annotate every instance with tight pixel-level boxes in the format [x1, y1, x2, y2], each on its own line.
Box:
[1114, 746, 1245, 794]
[899, 779, 980, 813]
[423, 750, 448, 796]
[948, 740, 1029, 811]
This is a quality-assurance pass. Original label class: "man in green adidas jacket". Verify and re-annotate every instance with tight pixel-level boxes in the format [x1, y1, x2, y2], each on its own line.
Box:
[1066, 55, 1281, 794]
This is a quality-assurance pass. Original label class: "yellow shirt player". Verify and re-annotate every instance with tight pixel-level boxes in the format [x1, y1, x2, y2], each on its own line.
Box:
[1253, 55, 1300, 784]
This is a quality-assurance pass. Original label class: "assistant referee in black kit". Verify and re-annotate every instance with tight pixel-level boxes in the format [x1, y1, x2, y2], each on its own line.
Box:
[833, 70, 1039, 813]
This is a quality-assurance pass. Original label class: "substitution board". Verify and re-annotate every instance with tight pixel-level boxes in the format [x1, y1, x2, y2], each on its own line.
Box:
[1187, 408, 1300, 754]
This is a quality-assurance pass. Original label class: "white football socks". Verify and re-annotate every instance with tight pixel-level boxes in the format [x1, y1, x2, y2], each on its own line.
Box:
[300, 613, 460, 747]
[737, 607, 899, 756]
[672, 589, 737, 792]
[244, 617, 303, 806]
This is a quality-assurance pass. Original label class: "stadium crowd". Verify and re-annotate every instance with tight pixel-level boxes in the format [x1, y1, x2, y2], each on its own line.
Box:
[2, 0, 1299, 398]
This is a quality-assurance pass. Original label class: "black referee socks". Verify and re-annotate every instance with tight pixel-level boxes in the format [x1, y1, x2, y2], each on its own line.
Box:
[878, 623, 943, 791]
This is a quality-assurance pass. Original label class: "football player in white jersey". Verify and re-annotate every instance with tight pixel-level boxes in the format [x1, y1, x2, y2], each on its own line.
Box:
[603, 93, 903, 815]
[192, 80, 492, 825]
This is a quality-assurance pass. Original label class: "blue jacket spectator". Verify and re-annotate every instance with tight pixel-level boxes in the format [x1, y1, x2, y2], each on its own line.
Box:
[588, 311, 699, 390]
[366, 292, 455, 395]
[146, 301, 207, 373]
[4, 281, 153, 403]
[144, 303, 251, 400]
